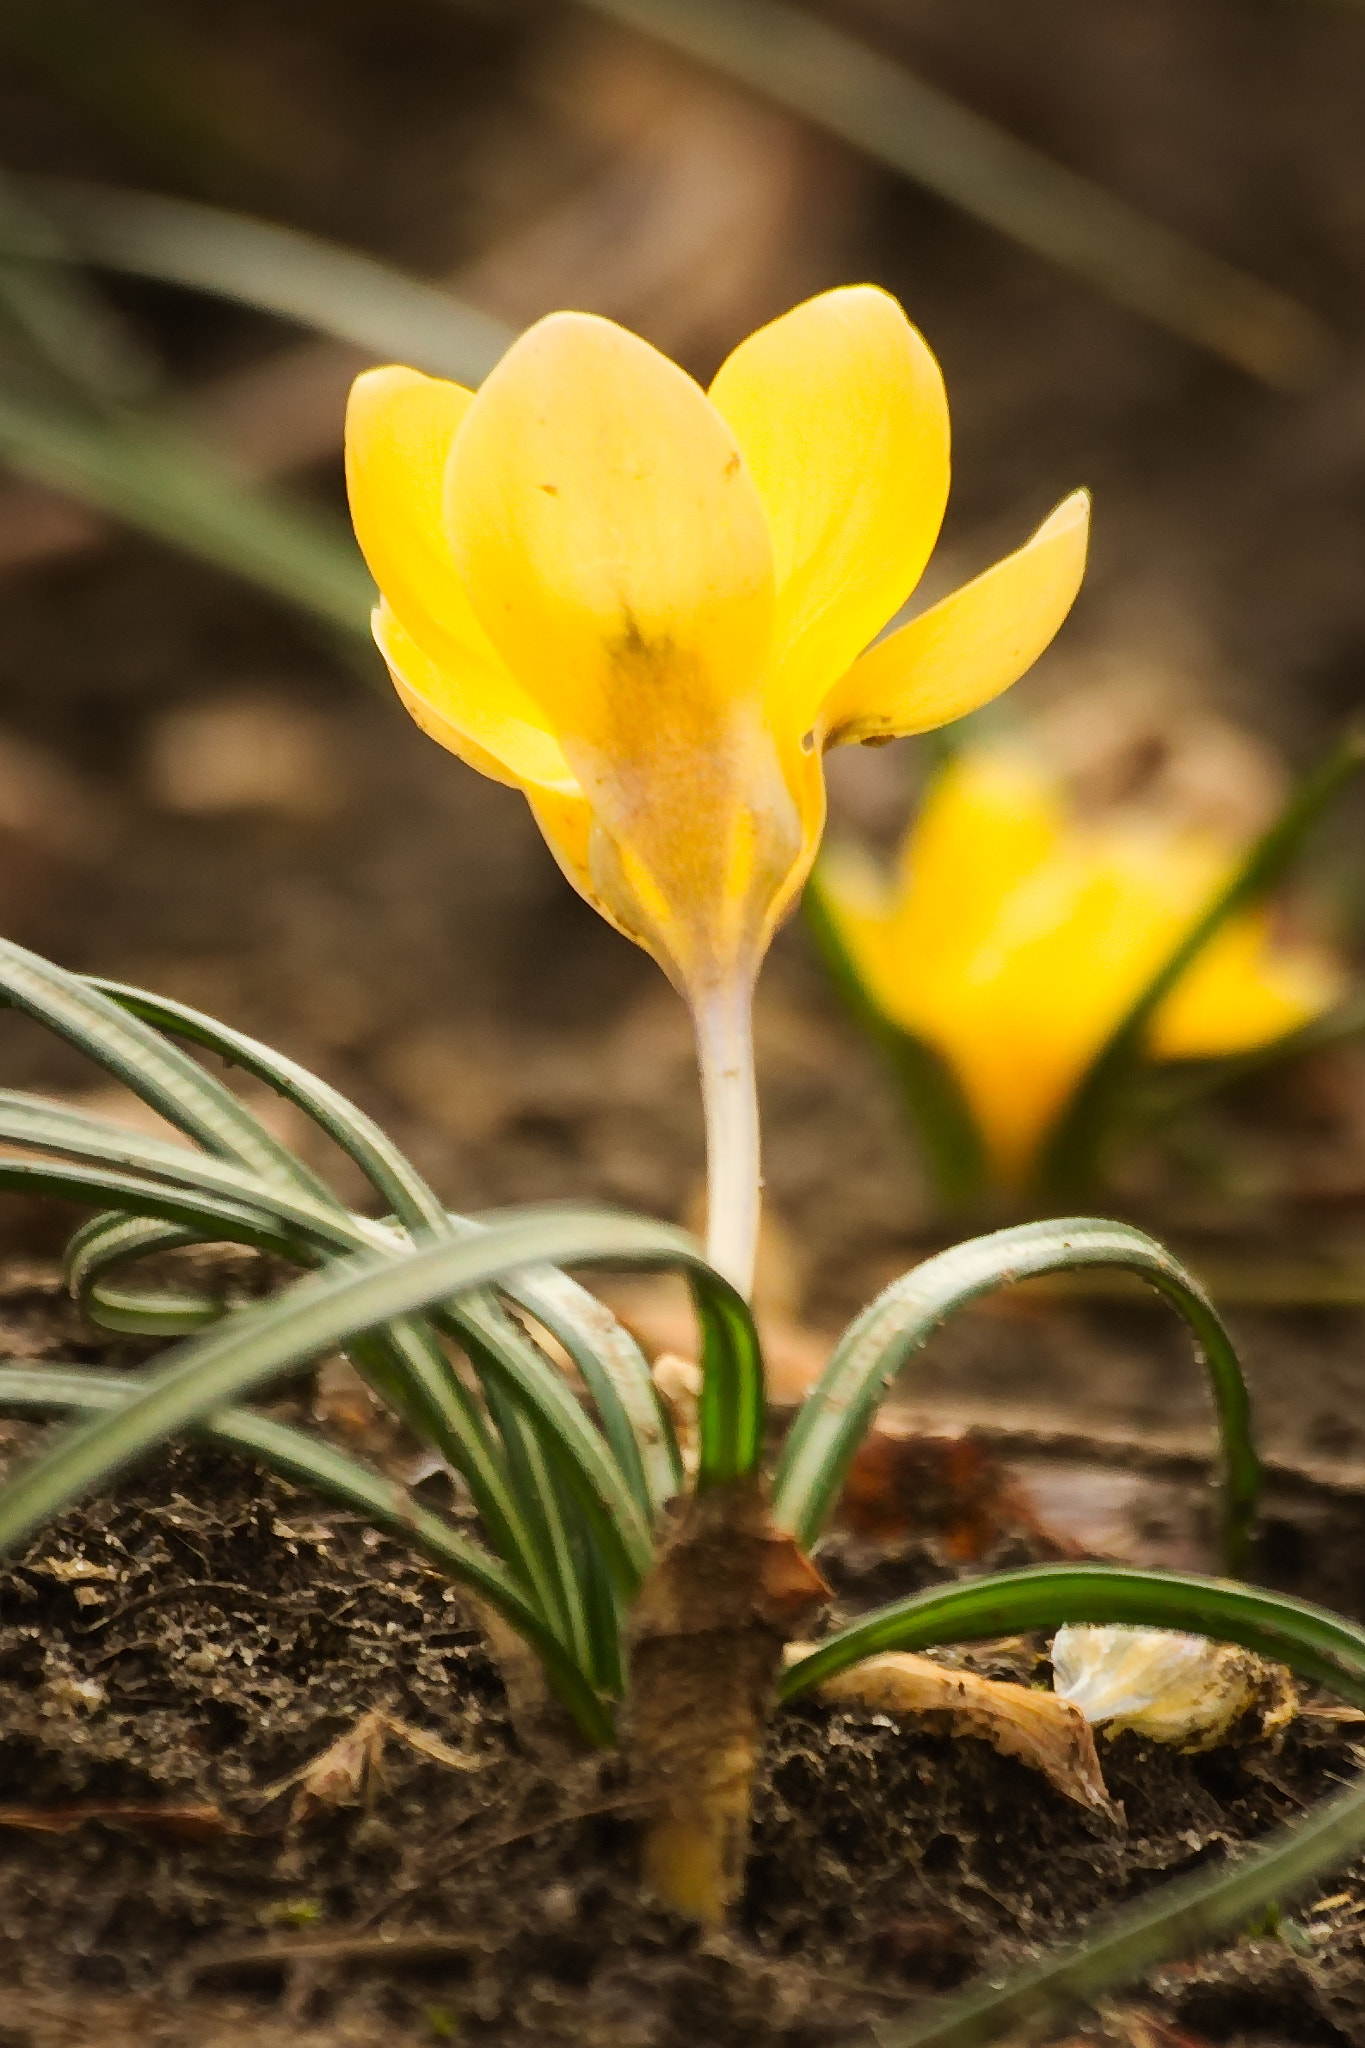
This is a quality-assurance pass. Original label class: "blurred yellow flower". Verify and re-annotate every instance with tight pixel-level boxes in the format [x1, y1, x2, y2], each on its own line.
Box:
[818, 744, 1345, 1184]
[345, 286, 1088, 1285]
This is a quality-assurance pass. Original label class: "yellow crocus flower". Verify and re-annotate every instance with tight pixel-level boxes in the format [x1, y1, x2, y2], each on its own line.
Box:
[344, 286, 1089, 1289]
[819, 745, 1345, 1185]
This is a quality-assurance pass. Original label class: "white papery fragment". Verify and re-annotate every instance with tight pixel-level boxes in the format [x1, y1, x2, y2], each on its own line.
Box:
[1051, 1625, 1292, 1749]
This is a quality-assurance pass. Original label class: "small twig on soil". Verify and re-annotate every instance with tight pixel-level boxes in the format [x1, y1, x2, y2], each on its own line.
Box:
[177, 1926, 485, 1990]
[76, 1576, 348, 1635]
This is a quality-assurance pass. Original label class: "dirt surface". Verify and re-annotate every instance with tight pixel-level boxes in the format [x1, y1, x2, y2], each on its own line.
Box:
[0, 1263, 1361, 2047]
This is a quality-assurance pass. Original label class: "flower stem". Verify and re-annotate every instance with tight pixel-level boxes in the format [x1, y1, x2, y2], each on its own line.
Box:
[693, 983, 761, 1299]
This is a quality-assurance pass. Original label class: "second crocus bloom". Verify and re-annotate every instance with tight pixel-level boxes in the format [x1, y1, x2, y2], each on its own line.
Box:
[817, 734, 1344, 1186]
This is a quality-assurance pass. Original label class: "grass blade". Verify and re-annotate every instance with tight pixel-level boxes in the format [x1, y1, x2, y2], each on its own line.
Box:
[0, 1089, 372, 1252]
[504, 1260, 681, 1519]
[771, 1220, 1258, 1571]
[94, 977, 453, 1232]
[1039, 730, 1365, 1196]
[19, 178, 513, 383]
[0, 1155, 310, 1257]
[0, 386, 373, 637]
[0, 163, 152, 403]
[0, 1209, 711, 1589]
[0, 1363, 612, 1744]
[805, 870, 988, 1210]
[95, 978, 679, 1514]
[0, 936, 331, 1197]
[579, 0, 1332, 387]
[63, 1212, 223, 1334]
[782, 1564, 1365, 1707]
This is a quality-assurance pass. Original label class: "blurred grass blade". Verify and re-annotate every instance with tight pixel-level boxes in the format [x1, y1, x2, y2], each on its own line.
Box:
[0, 387, 374, 637]
[1039, 729, 1365, 1196]
[0, 164, 152, 401]
[579, 0, 1332, 386]
[21, 178, 513, 384]
[805, 869, 988, 1209]
[782, 1564, 1365, 1706]
[771, 1219, 1258, 1571]
[0, 1363, 612, 1745]
[868, 1766, 1365, 2048]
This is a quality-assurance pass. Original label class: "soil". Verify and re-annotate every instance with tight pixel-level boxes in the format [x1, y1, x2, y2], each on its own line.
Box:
[0, 1261, 1363, 2048]
[2, 0, 1365, 2042]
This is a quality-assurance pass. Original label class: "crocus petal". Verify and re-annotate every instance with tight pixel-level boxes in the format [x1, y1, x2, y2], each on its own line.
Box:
[348, 367, 489, 668]
[444, 310, 802, 993]
[708, 285, 949, 735]
[347, 367, 574, 790]
[1151, 912, 1344, 1057]
[373, 601, 577, 792]
[819, 490, 1090, 747]
[444, 310, 775, 748]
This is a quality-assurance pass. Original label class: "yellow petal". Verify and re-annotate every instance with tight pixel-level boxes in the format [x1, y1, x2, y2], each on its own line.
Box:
[347, 367, 478, 665]
[444, 310, 804, 993]
[1151, 911, 1344, 1057]
[820, 490, 1090, 747]
[708, 285, 949, 734]
[445, 310, 775, 746]
[373, 601, 576, 792]
[348, 366, 574, 790]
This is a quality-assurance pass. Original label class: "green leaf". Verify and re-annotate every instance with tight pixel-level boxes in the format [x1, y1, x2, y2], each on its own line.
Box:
[19, 178, 513, 384]
[0, 1362, 612, 1745]
[804, 865, 988, 1210]
[93, 976, 454, 1231]
[0, 936, 331, 1198]
[793, 1568, 1365, 2048]
[782, 1563, 1365, 1707]
[0, 163, 152, 403]
[63, 1211, 223, 1334]
[1039, 730, 1365, 1196]
[94, 978, 680, 1518]
[0, 1154, 311, 1257]
[0, 1208, 720, 1591]
[451, 1239, 679, 1523]
[771, 1219, 1258, 1572]
[0, 1087, 371, 1252]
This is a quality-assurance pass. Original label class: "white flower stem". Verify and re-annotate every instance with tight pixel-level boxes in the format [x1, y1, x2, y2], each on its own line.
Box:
[693, 982, 761, 1300]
